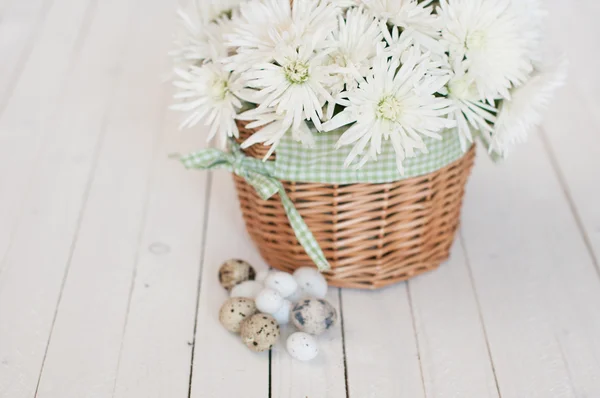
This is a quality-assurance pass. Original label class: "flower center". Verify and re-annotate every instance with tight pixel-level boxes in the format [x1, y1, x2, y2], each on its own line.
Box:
[376, 96, 403, 122]
[448, 76, 476, 100]
[284, 60, 310, 84]
[466, 30, 487, 50]
[210, 78, 229, 101]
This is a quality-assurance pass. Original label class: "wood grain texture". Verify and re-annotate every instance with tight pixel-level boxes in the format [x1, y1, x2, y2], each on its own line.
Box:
[33, 0, 180, 395]
[111, 109, 208, 397]
[0, 0, 138, 396]
[461, 140, 600, 398]
[189, 171, 269, 398]
[343, 285, 425, 398]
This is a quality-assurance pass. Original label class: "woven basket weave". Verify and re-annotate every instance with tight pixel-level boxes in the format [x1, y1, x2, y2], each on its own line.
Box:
[234, 121, 476, 289]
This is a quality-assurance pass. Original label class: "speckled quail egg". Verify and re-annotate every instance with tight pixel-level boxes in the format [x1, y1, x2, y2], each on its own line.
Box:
[255, 288, 284, 314]
[240, 314, 280, 352]
[287, 332, 319, 361]
[292, 267, 328, 299]
[230, 281, 263, 299]
[271, 299, 292, 325]
[291, 298, 337, 335]
[218, 259, 256, 291]
[264, 271, 298, 298]
[219, 297, 257, 333]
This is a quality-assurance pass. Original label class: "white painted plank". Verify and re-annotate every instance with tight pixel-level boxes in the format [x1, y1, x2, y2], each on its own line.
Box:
[271, 289, 346, 398]
[32, 0, 181, 396]
[190, 171, 269, 398]
[0, 0, 95, 275]
[409, 240, 499, 398]
[461, 139, 600, 398]
[540, 0, 600, 267]
[112, 111, 208, 397]
[0, 0, 51, 105]
[0, 0, 162, 396]
[343, 285, 425, 398]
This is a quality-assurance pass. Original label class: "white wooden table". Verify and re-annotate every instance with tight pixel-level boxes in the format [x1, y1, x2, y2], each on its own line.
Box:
[1, 1, 599, 397]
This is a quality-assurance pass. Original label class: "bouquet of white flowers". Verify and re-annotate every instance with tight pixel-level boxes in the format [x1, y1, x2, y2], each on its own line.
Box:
[173, 0, 566, 287]
[171, 0, 565, 173]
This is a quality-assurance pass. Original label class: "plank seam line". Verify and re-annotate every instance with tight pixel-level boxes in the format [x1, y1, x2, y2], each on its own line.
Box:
[187, 171, 214, 398]
[406, 282, 428, 398]
[338, 288, 350, 398]
[539, 129, 600, 280]
[111, 83, 171, 398]
[31, 0, 143, 390]
[0, 0, 56, 117]
[0, 0, 100, 279]
[459, 231, 502, 398]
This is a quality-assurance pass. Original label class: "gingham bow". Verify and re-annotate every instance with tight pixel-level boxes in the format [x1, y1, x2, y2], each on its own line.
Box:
[181, 145, 331, 271]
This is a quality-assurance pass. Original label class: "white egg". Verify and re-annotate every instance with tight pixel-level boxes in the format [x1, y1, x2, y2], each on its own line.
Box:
[264, 272, 298, 298]
[230, 281, 263, 299]
[255, 269, 272, 283]
[292, 267, 328, 299]
[286, 287, 307, 303]
[255, 288, 284, 314]
[286, 332, 319, 361]
[271, 300, 292, 325]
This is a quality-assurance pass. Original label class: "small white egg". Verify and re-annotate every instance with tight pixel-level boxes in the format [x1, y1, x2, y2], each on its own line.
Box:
[286, 332, 319, 361]
[286, 287, 307, 303]
[230, 281, 264, 299]
[255, 269, 272, 283]
[264, 272, 298, 298]
[293, 267, 328, 299]
[271, 299, 292, 325]
[255, 288, 284, 314]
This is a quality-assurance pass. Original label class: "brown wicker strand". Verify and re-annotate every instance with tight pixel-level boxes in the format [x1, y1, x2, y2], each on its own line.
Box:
[234, 120, 476, 289]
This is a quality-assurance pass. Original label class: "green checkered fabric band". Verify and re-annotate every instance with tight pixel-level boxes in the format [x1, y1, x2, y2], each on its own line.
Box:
[181, 145, 330, 271]
[273, 127, 466, 184]
[181, 127, 469, 272]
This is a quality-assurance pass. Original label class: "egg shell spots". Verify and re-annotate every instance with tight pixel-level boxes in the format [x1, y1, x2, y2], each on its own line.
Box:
[218, 259, 256, 291]
[230, 280, 263, 299]
[291, 298, 338, 335]
[255, 288, 284, 314]
[240, 314, 280, 352]
[264, 272, 298, 298]
[218, 297, 257, 333]
[286, 332, 319, 361]
[292, 267, 328, 299]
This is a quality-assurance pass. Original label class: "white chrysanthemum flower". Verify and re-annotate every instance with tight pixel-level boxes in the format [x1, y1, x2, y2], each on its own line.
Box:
[509, 0, 546, 63]
[326, 7, 383, 117]
[238, 108, 315, 159]
[490, 59, 567, 156]
[445, 60, 498, 151]
[327, 0, 359, 7]
[439, 0, 533, 103]
[359, 0, 443, 54]
[243, 42, 335, 135]
[171, 0, 243, 65]
[322, 50, 455, 173]
[225, 0, 340, 72]
[172, 63, 243, 147]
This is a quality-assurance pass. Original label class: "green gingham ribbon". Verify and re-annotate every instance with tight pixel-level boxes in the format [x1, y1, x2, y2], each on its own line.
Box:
[181, 144, 331, 271]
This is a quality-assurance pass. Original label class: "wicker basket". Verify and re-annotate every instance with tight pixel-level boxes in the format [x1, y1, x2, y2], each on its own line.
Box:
[234, 121, 476, 289]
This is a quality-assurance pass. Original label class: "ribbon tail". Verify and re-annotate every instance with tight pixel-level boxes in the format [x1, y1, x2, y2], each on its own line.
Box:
[277, 186, 331, 272]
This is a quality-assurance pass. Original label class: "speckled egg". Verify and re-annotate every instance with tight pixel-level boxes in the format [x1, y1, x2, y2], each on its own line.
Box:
[255, 288, 284, 314]
[218, 259, 256, 291]
[219, 297, 257, 333]
[230, 281, 263, 299]
[287, 332, 319, 361]
[271, 299, 292, 325]
[264, 271, 298, 298]
[291, 298, 337, 335]
[240, 314, 280, 352]
[292, 267, 328, 299]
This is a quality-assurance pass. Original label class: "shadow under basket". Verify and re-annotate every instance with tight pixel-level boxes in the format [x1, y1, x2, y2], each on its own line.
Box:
[234, 123, 476, 290]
